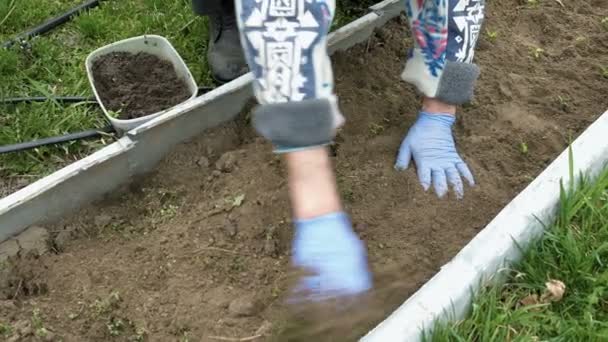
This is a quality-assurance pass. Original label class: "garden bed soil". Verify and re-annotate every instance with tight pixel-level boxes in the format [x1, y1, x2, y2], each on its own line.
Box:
[1, 1, 608, 341]
[92, 51, 191, 120]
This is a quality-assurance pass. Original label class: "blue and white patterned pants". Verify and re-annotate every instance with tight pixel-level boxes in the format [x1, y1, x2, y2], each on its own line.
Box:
[235, 0, 485, 149]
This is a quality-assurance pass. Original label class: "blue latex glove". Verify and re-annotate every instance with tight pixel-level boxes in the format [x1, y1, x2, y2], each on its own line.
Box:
[290, 212, 372, 303]
[395, 112, 475, 199]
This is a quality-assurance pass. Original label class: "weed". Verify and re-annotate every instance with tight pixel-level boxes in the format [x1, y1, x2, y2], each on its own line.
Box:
[520, 142, 529, 155]
[133, 327, 148, 342]
[107, 317, 125, 336]
[531, 47, 545, 60]
[602, 17, 608, 29]
[31, 308, 50, 338]
[557, 95, 570, 112]
[159, 204, 179, 220]
[230, 193, 246, 207]
[526, 0, 539, 7]
[601, 66, 608, 79]
[106, 110, 122, 119]
[368, 123, 385, 136]
[92, 291, 121, 316]
[485, 29, 498, 42]
[0, 323, 13, 336]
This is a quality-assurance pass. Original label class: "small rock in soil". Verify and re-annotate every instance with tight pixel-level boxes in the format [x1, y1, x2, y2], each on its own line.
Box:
[264, 239, 278, 257]
[94, 213, 112, 228]
[215, 151, 238, 173]
[223, 219, 238, 238]
[17, 226, 49, 256]
[228, 296, 258, 317]
[204, 286, 232, 308]
[196, 156, 210, 168]
[53, 229, 72, 252]
[219, 317, 242, 327]
[0, 239, 20, 263]
[0, 299, 17, 310]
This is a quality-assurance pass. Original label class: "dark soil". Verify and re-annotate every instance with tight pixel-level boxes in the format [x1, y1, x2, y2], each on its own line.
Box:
[92, 52, 191, 120]
[1, 1, 608, 341]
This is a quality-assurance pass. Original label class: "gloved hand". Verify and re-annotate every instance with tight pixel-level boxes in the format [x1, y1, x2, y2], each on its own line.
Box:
[395, 112, 475, 199]
[290, 212, 372, 303]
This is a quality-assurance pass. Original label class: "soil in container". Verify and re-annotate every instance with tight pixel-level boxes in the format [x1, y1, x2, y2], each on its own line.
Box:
[1, 1, 608, 341]
[91, 51, 191, 120]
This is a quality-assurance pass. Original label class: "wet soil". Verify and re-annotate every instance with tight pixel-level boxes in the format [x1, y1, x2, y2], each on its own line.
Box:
[92, 52, 191, 120]
[1, 1, 608, 341]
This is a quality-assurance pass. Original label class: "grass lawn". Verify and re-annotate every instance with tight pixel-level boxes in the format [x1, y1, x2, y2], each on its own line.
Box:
[429, 166, 608, 341]
[0, 0, 373, 182]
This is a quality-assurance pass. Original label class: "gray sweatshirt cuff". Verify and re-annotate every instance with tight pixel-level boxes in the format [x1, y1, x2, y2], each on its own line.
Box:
[435, 61, 480, 105]
[252, 97, 343, 152]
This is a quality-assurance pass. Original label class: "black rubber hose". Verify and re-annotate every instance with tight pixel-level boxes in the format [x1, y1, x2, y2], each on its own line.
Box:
[0, 125, 115, 155]
[0, 96, 97, 105]
[1, 0, 103, 49]
[0, 86, 215, 105]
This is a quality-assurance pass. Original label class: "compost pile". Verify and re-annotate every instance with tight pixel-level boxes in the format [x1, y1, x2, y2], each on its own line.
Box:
[92, 51, 191, 119]
[1, 1, 607, 341]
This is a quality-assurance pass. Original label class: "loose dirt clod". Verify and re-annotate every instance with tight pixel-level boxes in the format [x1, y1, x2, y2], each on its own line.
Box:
[228, 296, 258, 317]
[92, 52, 191, 119]
[216, 151, 239, 173]
[16, 226, 49, 256]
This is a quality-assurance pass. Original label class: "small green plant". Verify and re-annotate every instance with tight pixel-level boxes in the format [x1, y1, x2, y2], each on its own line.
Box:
[485, 29, 498, 42]
[92, 291, 121, 316]
[600, 66, 608, 79]
[601, 17, 608, 29]
[107, 317, 125, 336]
[133, 327, 147, 342]
[520, 142, 529, 155]
[31, 308, 50, 338]
[0, 323, 13, 336]
[526, 0, 539, 7]
[531, 47, 545, 60]
[106, 110, 122, 119]
[557, 95, 570, 111]
[368, 123, 385, 136]
[159, 203, 179, 219]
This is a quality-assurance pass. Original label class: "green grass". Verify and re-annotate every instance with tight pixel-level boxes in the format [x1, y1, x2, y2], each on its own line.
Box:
[0, 0, 212, 177]
[429, 166, 608, 341]
[0, 0, 368, 180]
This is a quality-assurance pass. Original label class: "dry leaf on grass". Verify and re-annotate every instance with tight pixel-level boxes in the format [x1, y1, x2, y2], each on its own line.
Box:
[541, 279, 566, 302]
[519, 294, 540, 307]
[519, 279, 565, 309]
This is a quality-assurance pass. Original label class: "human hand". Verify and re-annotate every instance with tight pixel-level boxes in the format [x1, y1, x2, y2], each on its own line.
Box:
[395, 112, 475, 199]
[290, 212, 372, 303]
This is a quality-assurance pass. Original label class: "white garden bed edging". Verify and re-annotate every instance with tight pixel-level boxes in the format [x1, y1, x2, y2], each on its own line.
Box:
[361, 109, 608, 342]
[0, 0, 403, 243]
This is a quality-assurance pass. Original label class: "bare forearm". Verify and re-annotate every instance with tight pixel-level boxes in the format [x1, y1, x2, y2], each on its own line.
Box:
[285, 147, 342, 220]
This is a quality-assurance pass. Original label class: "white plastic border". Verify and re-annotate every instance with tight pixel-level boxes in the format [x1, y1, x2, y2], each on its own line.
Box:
[361, 109, 608, 342]
[0, 0, 403, 242]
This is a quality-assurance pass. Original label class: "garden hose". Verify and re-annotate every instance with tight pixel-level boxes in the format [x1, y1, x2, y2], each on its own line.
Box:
[0, 86, 214, 154]
[1, 0, 104, 49]
[0, 86, 214, 105]
[0, 125, 115, 155]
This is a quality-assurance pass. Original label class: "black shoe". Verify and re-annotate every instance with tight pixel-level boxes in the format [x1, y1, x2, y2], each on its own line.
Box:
[207, 9, 248, 84]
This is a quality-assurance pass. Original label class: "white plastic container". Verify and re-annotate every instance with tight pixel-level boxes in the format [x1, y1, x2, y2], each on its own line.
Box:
[85, 35, 198, 134]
